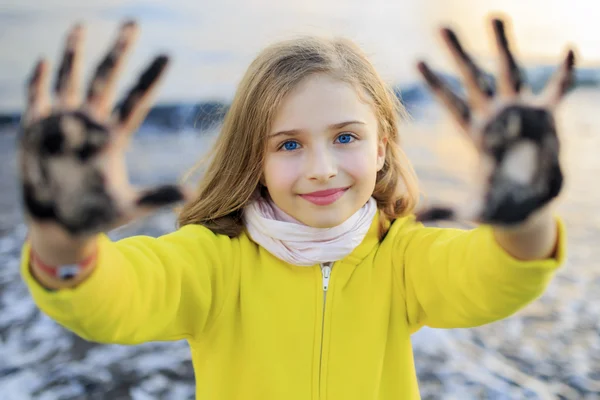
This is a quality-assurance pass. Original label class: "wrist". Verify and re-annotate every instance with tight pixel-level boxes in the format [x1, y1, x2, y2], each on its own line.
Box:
[492, 206, 558, 260]
[28, 238, 99, 290]
[27, 221, 97, 265]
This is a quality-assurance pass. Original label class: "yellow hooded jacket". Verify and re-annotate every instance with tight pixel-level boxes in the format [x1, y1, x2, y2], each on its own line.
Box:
[20, 213, 566, 399]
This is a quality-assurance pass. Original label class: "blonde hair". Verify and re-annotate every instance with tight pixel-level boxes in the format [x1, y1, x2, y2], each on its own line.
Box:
[177, 36, 419, 237]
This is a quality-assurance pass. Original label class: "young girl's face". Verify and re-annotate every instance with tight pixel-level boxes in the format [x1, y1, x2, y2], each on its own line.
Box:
[263, 73, 386, 228]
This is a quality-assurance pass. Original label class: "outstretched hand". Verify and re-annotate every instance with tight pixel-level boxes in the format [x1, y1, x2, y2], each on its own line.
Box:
[19, 21, 193, 238]
[415, 17, 575, 227]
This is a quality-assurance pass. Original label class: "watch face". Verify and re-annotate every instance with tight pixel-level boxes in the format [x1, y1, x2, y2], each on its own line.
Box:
[57, 265, 80, 280]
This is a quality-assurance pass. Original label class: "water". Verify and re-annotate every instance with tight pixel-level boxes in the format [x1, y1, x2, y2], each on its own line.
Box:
[2, 1, 600, 399]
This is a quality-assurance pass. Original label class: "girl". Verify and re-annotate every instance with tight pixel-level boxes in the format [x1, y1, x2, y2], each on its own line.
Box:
[19, 16, 573, 399]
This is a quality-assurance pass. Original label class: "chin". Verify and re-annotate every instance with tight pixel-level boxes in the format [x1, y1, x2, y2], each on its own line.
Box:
[302, 211, 352, 228]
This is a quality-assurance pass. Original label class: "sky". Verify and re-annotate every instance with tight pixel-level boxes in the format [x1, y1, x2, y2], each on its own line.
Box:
[427, 0, 599, 64]
[0, 0, 597, 111]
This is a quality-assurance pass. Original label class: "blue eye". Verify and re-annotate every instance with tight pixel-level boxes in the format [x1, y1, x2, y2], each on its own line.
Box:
[282, 141, 299, 151]
[336, 133, 355, 144]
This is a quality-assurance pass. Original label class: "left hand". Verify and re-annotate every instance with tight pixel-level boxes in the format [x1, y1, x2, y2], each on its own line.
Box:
[415, 16, 576, 227]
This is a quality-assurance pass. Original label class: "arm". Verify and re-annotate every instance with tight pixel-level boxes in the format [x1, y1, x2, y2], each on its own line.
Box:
[398, 17, 574, 331]
[21, 224, 235, 344]
[16, 21, 226, 345]
[392, 214, 566, 332]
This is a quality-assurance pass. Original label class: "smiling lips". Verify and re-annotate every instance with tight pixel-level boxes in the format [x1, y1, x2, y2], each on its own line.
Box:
[299, 187, 349, 206]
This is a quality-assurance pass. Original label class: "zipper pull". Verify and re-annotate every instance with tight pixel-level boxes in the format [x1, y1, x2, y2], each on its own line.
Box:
[321, 263, 332, 292]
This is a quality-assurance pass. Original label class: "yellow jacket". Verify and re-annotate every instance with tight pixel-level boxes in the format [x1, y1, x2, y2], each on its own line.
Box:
[20, 213, 566, 399]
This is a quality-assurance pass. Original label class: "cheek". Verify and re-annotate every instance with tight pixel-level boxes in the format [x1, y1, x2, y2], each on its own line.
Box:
[263, 156, 301, 191]
[339, 144, 380, 182]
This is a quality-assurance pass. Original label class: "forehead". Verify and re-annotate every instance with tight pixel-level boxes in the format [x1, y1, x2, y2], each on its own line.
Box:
[270, 73, 377, 134]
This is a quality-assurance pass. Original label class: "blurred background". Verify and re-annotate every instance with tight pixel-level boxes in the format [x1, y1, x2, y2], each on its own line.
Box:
[1, 0, 600, 399]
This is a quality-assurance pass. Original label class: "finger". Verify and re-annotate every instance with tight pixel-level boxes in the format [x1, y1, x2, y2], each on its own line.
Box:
[132, 184, 193, 216]
[417, 61, 472, 132]
[86, 20, 139, 120]
[54, 24, 85, 109]
[441, 27, 494, 111]
[23, 59, 51, 126]
[113, 55, 170, 139]
[491, 18, 523, 97]
[415, 206, 457, 223]
[416, 198, 484, 224]
[540, 49, 576, 108]
[107, 184, 195, 231]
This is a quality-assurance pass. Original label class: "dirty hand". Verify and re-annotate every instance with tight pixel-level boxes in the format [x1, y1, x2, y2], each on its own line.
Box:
[19, 20, 193, 239]
[415, 16, 575, 227]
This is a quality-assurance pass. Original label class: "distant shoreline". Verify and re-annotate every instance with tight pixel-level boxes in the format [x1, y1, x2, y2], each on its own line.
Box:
[2, 66, 599, 133]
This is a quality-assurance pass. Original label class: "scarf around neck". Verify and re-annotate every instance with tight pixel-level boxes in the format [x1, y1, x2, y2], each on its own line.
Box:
[243, 196, 377, 266]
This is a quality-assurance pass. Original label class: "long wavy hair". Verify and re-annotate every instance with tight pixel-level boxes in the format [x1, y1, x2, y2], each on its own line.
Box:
[177, 36, 419, 238]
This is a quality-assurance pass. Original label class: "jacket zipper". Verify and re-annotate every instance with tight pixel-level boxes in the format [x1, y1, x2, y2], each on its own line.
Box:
[318, 262, 332, 399]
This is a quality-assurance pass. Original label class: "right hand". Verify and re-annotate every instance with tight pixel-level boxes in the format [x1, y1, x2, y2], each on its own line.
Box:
[19, 20, 192, 241]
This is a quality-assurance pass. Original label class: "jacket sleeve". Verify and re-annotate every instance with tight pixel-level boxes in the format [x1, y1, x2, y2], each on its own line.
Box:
[392, 215, 566, 332]
[20, 224, 235, 344]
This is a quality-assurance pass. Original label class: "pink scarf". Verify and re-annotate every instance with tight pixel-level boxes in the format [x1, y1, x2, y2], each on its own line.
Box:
[243, 196, 377, 266]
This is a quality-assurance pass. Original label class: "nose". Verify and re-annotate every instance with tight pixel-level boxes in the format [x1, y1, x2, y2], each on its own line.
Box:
[306, 145, 337, 182]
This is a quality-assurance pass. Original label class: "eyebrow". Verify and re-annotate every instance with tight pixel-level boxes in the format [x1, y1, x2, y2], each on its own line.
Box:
[269, 120, 366, 138]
